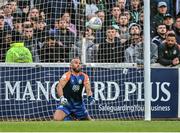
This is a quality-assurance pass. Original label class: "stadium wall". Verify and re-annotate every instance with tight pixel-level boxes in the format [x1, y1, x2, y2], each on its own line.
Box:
[0, 65, 179, 119]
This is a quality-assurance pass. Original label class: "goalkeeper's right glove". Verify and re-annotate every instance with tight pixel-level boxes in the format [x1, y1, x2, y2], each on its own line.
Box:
[60, 96, 68, 105]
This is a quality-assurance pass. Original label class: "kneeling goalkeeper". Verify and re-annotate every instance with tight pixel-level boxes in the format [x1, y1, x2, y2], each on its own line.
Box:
[53, 58, 95, 121]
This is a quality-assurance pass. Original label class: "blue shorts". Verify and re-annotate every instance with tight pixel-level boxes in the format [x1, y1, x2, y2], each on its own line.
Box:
[57, 102, 89, 120]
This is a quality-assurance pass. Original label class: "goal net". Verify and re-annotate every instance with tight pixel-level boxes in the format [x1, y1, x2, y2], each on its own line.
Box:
[0, 0, 146, 121]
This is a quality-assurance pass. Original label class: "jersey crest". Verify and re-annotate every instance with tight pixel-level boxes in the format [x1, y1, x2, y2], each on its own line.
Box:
[72, 85, 80, 92]
[78, 79, 82, 84]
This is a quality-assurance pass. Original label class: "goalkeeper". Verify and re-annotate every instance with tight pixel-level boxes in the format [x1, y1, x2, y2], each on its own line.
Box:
[53, 58, 95, 121]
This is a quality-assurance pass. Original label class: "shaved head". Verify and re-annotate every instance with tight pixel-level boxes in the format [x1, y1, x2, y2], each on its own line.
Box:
[70, 58, 81, 73]
[71, 57, 80, 65]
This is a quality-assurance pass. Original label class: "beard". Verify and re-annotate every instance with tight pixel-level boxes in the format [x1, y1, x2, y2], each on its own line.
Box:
[159, 32, 166, 36]
[31, 16, 39, 22]
[73, 67, 81, 73]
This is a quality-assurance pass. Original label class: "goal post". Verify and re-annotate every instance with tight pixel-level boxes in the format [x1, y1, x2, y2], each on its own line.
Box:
[143, 0, 151, 121]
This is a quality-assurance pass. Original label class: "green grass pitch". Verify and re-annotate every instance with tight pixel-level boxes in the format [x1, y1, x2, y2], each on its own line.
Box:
[0, 121, 180, 132]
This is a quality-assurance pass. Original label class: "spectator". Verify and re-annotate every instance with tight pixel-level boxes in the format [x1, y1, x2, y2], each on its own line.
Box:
[116, 0, 127, 12]
[125, 23, 158, 64]
[138, 10, 144, 30]
[0, 8, 5, 16]
[55, 18, 75, 62]
[97, 0, 116, 12]
[129, 0, 143, 23]
[0, 15, 10, 32]
[163, 13, 174, 31]
[158, 32, 180, 66]
[86, 0, 99, 17]
[12, 17, 23, 34]
[94, 10, 106, 44]
[96, 0, 105, 11]
[39, 11, 46, 22]
[17, 0, 30, 10]
[72, 0, 80, 11]
[118, 13, 130, 44]
[36, 20, 48, 44]
[0, 32, 12, 62]
[3, 3, 13, 29]
[19, 2, 30, 22]
[151, 0, 175, 19]
[110, 6, 121, 26]
[34, 0, 69, 27]
[70, 27, 99, 63]
[151, 1, 168, 36]
[97, 26, 122, 62]
[28, 8, 40, 32]
[151, 42, 159, 64]
[152, 23, 167, 49]
[39, 34, 64, 62]
[173, 15, 180, 45]
[22, 22, 40, 62]
[61, 11, 77, 36]
[125, 23, 143, 63]
[122, 9, 131, 22]
[23, 20, 32, 29]
[54, 20, 59, 29]
[5, 31, 33, 63]
[96, 10, 106, 24]
[9, 0, 22, 15]
[0, 15, 11, 46]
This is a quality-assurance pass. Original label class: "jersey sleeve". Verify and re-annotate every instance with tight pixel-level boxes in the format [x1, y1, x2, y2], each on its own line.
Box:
[83, 73, 90, 85]
[60, 71, 71, 81]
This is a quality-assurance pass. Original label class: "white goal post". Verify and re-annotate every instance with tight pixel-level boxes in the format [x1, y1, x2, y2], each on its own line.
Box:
[143, 0, 151, 121]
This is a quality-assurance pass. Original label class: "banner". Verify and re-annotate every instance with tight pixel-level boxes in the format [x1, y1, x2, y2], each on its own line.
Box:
[151, 68, 178, 118]
[0, 67, 178, 119]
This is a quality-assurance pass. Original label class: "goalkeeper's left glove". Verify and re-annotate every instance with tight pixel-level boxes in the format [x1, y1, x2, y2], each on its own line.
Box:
[88, 95, 95, 105]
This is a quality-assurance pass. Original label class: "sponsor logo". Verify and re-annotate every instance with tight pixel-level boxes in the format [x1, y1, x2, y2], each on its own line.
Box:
[4, 81, 171, 102]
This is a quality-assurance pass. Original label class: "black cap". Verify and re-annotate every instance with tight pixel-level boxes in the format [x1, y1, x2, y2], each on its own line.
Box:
[128, 23, 142, 34]
[164, 13, 173, 19]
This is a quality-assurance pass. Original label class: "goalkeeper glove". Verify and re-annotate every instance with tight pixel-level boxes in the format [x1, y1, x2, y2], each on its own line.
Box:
[60, 96, 68, 105]
[88, 96, 95, 105]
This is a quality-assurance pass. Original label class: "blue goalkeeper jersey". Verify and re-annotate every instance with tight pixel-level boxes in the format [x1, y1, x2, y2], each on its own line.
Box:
[61, 71, 90, 103]
[57, 71, 90, 119]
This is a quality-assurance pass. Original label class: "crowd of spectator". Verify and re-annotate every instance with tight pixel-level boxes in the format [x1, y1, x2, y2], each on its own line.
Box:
[0, 0, 179, 67]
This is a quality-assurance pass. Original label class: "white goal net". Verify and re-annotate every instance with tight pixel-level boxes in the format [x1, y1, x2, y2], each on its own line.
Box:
[0, 0, 146, 121]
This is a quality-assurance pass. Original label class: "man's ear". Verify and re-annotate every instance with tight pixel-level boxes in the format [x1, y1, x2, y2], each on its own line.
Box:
[70, 64, 72, 69]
